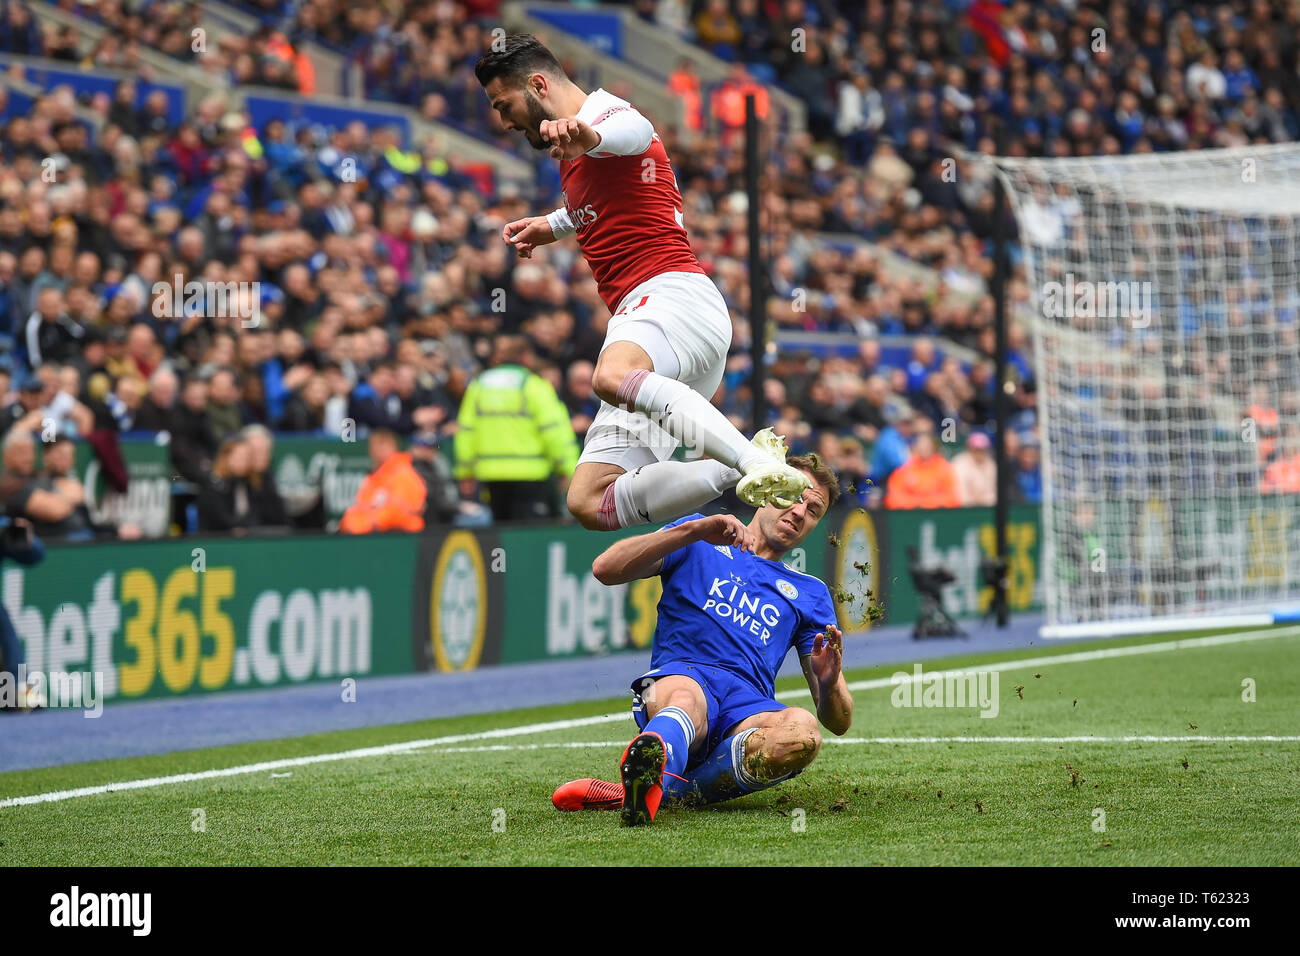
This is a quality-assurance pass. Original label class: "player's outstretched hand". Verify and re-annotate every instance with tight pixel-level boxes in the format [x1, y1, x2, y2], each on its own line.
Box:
[539, 117, 599, 161]
[811, 624, 844, 687]
[502, 216, 557, 258]
[691, 514, 756, 553]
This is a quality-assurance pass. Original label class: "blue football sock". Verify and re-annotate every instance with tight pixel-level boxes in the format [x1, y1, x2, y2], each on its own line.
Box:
[640, 705, 695, 782]
[663, 728, 799, 806]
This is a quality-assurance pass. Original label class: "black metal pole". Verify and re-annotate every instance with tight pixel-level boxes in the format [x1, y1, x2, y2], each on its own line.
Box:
[992, 172, 1010, 628]
[745, 94, 764, 434]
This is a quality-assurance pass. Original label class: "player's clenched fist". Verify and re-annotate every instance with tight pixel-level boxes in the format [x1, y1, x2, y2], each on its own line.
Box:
[502, 216, 557, 258]
[539, 117, 600, 160]
[690, 514, 756, 553]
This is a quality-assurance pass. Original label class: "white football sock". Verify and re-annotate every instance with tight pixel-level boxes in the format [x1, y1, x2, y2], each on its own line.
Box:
[616, 370, 767, 473]
[607, 459, 742, 528]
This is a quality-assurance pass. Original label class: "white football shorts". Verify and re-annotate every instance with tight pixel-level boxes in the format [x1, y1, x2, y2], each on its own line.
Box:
[577, 270, 732, 473]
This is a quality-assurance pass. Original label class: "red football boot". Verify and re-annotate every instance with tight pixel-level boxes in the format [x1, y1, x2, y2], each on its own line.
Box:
[551, 778, 624, 811]
[619, 732, 666, 826]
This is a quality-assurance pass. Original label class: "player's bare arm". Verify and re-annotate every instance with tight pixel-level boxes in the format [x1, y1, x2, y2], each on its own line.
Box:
[800, 624, 853, 736]
[592, 514, 755, 585]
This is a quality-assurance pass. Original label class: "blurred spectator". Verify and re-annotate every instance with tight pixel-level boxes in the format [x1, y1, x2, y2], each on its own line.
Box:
[694, 0, 740, 56]
[1, 375, 44, 438]
[33, 434, 141, 540]
[206, 367, 250, 441]
[408, 431, 465, 526]
[96, 374, 147, 434]
[832, 436, 870, 501]
[0, 430, 84, 527]
[667, 59, 704, 133]
[1013, 438, 1043, 505]
[884, 433, 962, 510]
[454, 335, 578, 522]
[23, 288, 85, 366]
[710, 62, 770, 142]
[278, 371, 330, 432]
[122, 324, 164, 382]
[348, 360, 443, 437]
[197, 435, 259, 533]
[240, 425, 288, 528]
[133, 367, 180, 433]
[1261, 425, 1300, 494]
[339, 428, 426, 534]
[0, 2, 44, 57]
[951, 432, 996, 507]
[171, 375, 219, 483]
[3, 372, 93, 441]
[870, 409, 917, 490]
[563, 359, 599, 441]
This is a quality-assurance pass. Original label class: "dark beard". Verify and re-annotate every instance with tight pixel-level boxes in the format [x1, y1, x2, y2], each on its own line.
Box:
[522, 91, 555, 150]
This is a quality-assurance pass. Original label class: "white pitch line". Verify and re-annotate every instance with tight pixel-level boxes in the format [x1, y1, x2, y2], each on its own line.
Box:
[427, 735, 1300, 754]
[0, 716, 632, 809]
[2, 625, 1297, 809]
[811, 624, 1300, 699]
[832, 735, 1300, 744]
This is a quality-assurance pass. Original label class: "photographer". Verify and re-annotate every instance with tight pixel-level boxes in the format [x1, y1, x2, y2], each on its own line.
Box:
[0, 516, 46, 712]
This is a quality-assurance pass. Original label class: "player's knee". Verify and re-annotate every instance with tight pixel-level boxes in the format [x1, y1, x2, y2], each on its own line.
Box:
[566, 484, 602, 530]
[777, 710, 822, 769]
[591, 362, 629, 406]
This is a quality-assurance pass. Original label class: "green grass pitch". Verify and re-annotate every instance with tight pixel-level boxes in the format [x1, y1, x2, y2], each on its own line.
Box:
[2, 627, 1297, 865]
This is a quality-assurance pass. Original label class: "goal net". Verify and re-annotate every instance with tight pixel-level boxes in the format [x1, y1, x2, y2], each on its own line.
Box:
[993, 145, 1300, 637]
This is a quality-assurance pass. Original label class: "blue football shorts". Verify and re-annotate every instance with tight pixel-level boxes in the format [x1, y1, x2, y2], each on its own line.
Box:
[630, 661, 786, 770]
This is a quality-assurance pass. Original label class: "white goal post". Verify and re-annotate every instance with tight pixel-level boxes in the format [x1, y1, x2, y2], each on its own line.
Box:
[989, 144, 1300, 638]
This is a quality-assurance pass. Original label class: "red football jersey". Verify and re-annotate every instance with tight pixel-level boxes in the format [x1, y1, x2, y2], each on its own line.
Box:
[559, 116, 705, 312]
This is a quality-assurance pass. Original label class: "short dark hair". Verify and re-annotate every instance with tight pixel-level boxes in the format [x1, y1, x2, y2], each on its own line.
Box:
[787, 452, 841, 510]
[474, 34, 565, 88]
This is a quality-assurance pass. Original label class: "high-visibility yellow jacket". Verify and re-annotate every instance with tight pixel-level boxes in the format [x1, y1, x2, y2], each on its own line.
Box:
[454, 364, 579, 482]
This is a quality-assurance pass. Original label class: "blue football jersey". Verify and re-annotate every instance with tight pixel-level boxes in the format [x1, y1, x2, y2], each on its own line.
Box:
[651, 514, 837, 698]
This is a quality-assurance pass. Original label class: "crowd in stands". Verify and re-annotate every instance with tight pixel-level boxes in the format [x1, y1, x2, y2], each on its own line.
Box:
[2, 0, 1297, 538]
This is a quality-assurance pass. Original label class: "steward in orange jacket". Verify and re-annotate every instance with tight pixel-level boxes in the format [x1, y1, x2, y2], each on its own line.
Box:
[884, 434, 963, 510]
[340, 430, 427, 533]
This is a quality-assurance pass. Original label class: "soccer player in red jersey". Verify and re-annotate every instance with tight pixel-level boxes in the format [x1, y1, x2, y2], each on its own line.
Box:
[475, 35, 809, 531]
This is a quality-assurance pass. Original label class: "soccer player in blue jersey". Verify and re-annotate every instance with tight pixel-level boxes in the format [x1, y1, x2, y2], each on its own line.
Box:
[551, 453, 853, 826]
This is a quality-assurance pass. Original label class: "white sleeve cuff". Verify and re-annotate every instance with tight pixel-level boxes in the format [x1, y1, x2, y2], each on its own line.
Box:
[546, 207, 576, 238]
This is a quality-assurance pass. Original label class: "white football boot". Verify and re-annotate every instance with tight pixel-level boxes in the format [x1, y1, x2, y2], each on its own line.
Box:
[735, 428, 811, 509]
